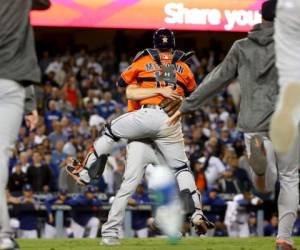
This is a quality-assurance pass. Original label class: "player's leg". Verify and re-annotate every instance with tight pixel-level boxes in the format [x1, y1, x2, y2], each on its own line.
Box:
[238, 223, 250, 238]
[0, 79, 25, 248]
[101, 141, 159, 244]
[270, 0, 300, 153]
[275, 132, 299, 247]
[70, 220, 85, 238]
[86, 217, 100, 238]
[68, 109, 159, 185]
[44, 223, 57, 238]
[155, 121, 214, 234]
[135, 228, 148, 238]
[244, 133, 278, 193]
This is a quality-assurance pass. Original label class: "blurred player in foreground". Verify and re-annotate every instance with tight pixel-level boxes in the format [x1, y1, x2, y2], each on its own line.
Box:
[168, 1, 298, 249]
[0, 1, 50, 249]
[270, 0, 300, 153]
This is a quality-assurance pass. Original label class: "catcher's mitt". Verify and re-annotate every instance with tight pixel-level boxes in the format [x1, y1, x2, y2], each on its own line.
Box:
[159, 98, 182, 117]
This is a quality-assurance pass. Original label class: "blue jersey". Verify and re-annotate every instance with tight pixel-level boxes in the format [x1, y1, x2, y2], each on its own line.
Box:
[18, 197, 39, 230]
[96, 101, 117, 119]
[66, 194, 101, 226]
[131, 193, 151, 230]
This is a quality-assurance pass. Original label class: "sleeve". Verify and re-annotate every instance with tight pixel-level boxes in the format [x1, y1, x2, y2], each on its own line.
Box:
[186, 67, 197, 93]
[117, 62, 140, 87]
[45, 198, 55, 214]
[180, 42, 239, 113]
[24, 85, 37, 115]
[93, 198, 102, 207]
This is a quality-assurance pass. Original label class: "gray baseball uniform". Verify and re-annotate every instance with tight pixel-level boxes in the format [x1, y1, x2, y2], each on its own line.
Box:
[101, 140, 161, 238]
[0, 0, 46, 240]
[180, 22, 299, 244]
[275, 0, 300, 87]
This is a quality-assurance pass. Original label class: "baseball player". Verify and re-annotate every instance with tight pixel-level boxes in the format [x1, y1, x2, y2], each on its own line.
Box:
[0, 1, 50, 249]
[44, 189, 71, 238]
[67, 186, 101, 238]
[168, 1, 298, 249]
[67, 28, 214, 243]
[270, 0, 300, 154]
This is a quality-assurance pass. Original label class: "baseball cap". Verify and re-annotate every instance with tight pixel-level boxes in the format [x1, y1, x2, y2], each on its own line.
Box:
[261, 0, 277, 21]
[84, 185, 96, 193]
[59, 189, 68, 195]
[23, 184, 33, 191]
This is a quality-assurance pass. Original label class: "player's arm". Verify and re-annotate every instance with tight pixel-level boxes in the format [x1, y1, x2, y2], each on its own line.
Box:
[180, 42, 239, 114]
[126, 84, 180, 101]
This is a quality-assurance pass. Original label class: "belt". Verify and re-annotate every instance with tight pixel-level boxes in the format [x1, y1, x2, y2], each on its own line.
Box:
[141, 104, 162, 110]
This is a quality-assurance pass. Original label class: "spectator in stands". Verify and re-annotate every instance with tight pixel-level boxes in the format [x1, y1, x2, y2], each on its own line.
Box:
[128, 184, 152, 238]
[63, 75, 81, 108]
[44, 189, 71, 238]
[264, 214, 279, 236]
[17, 152, 30, 174]
[197, 154, 226, 188]
[27, 151, 52, 192]
[67, 186, 101, 238]
[51, 140, 67, 168]
[223, 149, 252, 192]
[44, 100, 62, 132]
[48, 121, 68, 147]
[8, 162, 27, 193]
[96, 91, 117, 119]
[119, 53, 129, 73]
[63, 135, 76, 158]
[8, 185, 39, 239]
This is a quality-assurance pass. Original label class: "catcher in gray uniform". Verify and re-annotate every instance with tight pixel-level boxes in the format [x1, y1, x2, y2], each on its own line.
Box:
[169, 1, 298, 250]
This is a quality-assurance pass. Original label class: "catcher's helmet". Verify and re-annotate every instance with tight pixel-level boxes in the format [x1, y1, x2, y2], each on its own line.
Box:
[153, 28, 175, 49]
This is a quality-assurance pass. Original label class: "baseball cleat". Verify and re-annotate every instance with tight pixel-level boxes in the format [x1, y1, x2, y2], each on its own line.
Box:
[191, 211, 215, 235]
[65, 147, 95, 186]
[276, 240, 297, 250]
[249, 135, 267, 176]
[270, 82, 300, 154]
[0, 237, 19, 250]
[101, 237, 120, 246]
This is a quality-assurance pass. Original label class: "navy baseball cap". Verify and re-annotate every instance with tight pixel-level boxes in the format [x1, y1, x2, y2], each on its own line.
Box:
[59, 189, 68, 195]
[153, 28, 175, 49]
[84, 185, 96, 193]
[23, 184, 33, 191]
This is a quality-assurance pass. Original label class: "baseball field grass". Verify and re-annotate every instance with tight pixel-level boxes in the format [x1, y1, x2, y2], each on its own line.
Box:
[18, 237, 300, 250]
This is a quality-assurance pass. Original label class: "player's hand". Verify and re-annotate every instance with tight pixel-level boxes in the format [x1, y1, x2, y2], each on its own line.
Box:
[159, 86, 180, 100]
[167, 110, 183, 126]
[48, 214, 54, 224]
[25, 109, 39, 131]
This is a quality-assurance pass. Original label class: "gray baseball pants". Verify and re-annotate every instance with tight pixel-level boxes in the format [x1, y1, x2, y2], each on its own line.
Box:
[101, 141, 160, 238]
[275, 0, 300, 87]
[92, 107, 201, 237]
[244, 132, 299, 244]
[0, 79, 25, 238]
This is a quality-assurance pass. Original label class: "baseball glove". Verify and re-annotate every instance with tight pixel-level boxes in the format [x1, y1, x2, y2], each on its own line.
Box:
[159, 98, 183, 117]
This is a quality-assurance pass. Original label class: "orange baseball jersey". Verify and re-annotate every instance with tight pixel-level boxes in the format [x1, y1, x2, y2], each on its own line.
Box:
[118, 49, 197, 107]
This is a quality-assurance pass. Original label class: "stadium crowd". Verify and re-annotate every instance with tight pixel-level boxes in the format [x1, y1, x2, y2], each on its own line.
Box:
[6, 45, 300, 239]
